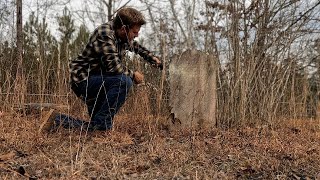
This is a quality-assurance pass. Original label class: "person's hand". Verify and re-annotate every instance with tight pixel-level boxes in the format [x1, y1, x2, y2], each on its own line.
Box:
[133, 71, 144, 84]
[152, 56, 163, 70]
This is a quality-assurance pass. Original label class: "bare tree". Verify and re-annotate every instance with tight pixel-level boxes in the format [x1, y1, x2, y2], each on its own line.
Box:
[201, 0, 320, 126]
[13, 0, 25, 106]
[72, 0, 131, 29]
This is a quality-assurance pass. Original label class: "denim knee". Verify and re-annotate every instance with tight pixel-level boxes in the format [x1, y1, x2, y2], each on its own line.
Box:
[121, 75, 133, 89]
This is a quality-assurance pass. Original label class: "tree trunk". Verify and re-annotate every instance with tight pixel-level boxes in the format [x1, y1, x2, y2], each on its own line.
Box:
[14, 0, 25, 106]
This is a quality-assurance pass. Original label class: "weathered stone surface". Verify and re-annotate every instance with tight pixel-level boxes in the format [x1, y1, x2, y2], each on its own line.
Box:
[169, 49, 217, 128]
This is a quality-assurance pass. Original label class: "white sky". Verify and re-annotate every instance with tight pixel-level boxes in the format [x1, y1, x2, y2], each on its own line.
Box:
[22, 0, 146, 39]
[1, 0, 319, 43]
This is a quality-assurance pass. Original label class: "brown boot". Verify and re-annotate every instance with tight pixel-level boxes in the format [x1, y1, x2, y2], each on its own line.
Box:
[38, 109, 57, 133]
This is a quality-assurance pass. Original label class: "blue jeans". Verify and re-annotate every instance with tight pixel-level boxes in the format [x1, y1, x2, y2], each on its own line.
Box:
[55, 74, 133, 131]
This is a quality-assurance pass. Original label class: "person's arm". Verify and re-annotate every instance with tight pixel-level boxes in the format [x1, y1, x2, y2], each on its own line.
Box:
[130, 41, 163, 69]
[94, 30, 134, 78]
[93, 29, 144, 84]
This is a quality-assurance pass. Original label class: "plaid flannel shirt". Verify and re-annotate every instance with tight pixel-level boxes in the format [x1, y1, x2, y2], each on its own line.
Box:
[69, 22, 157, 83]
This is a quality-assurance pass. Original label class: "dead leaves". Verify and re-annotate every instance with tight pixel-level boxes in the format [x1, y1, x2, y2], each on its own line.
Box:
[0, 151, 36, 179]
[92, 131, 135, 147]
[0, 150, 28, 163]
[0, 152, 16, 162]
[0, 164, 36, 179]
[0, 111, 9, 118]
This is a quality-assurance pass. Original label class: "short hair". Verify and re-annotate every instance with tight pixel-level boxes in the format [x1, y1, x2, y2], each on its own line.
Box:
[113, 7, 146, 30]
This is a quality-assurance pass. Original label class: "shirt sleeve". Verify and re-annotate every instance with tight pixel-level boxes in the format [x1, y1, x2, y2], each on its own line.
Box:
[93, 27, 134, 78]
[130, 41, 158, 65]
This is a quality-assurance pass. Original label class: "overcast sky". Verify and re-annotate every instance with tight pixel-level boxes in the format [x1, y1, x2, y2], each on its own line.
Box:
[22, 0, 145, 35]
[1, 0, 318, 43]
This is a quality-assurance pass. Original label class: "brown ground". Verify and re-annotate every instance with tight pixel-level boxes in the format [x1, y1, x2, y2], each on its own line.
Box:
[0, 111, 320, 179]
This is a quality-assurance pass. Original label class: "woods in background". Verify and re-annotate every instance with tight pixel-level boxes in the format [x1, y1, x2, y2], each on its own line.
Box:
[0, 0, 319, 127]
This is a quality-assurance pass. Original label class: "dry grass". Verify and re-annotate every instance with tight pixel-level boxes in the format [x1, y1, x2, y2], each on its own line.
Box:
[0, 109, 320, 179]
